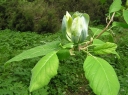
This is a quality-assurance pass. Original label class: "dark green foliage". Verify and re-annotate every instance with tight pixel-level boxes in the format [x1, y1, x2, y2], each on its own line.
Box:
[115, 30, 128, 95]
[0, 29, 94, 95]
[0, 0, 60, 33]
[1, 29, 128, 94]
[0, 0, 113, 32]
[0, 29, 46, 95]
[0, 3, 6, 29]
[7, 11, 34, 31]
[53, 0, 112, 24]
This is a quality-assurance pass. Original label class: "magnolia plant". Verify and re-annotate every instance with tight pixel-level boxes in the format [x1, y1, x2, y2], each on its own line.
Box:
[62, 11, 89, 44]
[4, 0, 128, 95]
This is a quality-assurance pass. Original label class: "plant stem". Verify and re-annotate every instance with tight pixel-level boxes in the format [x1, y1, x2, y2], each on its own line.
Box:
[95, 12, 115, 39]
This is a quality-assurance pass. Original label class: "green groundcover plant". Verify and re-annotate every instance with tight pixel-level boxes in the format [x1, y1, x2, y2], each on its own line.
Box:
[5, 0, 128, 95]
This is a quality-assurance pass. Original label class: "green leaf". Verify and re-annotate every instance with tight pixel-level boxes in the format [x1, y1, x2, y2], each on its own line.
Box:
[90, 27, 109, 36]
[62, 43, 74, 49]
[57, 49, 70, 60]
[112, 51, 120, 59]
[93, 42, 117, 55]
[112, 21, 128, 28]
[92, 39, 105, 46]
[123, 9, 128, 24]
[5, 41, 60, 66]
[83, 56, 120, 95]
[114, 11, 122, 17]
[29, 51, 59, 92]
[108, 34, 114, 43]
[109, 0, 122, 14]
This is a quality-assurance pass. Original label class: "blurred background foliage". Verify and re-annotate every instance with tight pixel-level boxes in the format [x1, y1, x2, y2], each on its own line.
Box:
[0, 0, 114, 33]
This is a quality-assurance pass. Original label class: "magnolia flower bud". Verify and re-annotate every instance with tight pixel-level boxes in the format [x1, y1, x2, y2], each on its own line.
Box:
[62, 11, 90, 44]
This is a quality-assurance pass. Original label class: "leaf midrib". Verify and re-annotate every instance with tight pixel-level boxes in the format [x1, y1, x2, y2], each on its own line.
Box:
[31, 52, 56, 89]
[95, 57, 112, 95]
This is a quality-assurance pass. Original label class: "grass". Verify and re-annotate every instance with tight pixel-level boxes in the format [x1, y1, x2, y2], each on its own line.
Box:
[0, 29, 128, 95]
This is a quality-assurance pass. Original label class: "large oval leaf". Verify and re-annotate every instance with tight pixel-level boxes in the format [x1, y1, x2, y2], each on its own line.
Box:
[109, 0, 122, 14]
[29, 51, 59, 92]
[93, 42, 117, 55]
[5, 41, 60, 66]
[83, 56, 120, 95]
